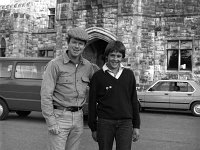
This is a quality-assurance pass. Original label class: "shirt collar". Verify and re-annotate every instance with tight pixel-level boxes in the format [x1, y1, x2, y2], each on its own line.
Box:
[63, 51, 85, 64]
[102, 63, 124, 73]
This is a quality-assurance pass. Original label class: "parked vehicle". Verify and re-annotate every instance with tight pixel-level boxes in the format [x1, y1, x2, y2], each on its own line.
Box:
[137, 79, 200, 116]
[0, 57, 90, 120]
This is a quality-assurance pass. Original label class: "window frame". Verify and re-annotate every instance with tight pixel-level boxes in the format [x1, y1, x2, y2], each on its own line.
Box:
[0, 61, 13, 78]
[14, 62, 47, 80]
[48, 8, 55, 29]
[38, 49, 54, 58]
[166, 40, 193, 72]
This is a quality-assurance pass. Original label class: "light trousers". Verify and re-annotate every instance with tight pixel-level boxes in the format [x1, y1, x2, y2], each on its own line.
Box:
[48, 109, 83, 150]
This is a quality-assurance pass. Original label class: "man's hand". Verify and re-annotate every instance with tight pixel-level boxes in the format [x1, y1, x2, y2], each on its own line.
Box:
[92, 131, 98, 142]
[48, 124, 60, 135]
[132, 128, 140, 142]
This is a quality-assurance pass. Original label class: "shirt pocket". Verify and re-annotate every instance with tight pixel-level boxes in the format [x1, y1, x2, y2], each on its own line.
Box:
[57, 75, 73, 84]
[81, 76, 90, 83]
[80, 76, 90, 96]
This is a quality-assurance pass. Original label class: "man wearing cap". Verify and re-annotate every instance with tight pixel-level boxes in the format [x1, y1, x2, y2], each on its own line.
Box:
[41, 27, 95, 150]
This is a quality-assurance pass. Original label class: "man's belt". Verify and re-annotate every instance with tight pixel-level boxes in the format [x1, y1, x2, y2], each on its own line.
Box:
[53, 105, 82, 112]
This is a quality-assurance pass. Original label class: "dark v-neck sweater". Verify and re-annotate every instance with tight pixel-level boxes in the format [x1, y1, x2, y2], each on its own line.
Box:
[88, 68, 140, 132]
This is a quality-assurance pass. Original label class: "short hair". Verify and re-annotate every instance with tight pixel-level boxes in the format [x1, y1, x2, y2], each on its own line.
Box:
[104, 41, 126, 58]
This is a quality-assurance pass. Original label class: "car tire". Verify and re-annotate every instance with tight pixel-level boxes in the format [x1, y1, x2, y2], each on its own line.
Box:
[16, 111, 31, 117]
[191, 102, 200, 117]
[0, 100, 9, 120]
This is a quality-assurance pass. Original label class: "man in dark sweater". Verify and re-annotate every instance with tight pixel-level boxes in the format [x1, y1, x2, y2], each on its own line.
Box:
[88, 40, 140, 150]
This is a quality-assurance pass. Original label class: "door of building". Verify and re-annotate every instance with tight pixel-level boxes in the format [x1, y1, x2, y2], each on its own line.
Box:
[83, 39, 107, 68]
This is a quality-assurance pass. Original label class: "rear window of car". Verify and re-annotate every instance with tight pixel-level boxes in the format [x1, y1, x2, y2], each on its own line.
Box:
[0, 61, 13, 78]
[177, 82, 194, 92]
[15, 62, 47, 79]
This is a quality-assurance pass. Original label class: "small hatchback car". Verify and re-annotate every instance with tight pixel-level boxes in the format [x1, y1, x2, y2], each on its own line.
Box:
[137, 79, 200, 116]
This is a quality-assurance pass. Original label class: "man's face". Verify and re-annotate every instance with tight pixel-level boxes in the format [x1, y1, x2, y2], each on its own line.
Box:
[106, 51, 123, 70]
[68, 38, 86, 58]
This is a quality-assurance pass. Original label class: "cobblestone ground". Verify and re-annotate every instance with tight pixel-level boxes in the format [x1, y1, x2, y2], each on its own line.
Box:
[0, 110, 200, 150]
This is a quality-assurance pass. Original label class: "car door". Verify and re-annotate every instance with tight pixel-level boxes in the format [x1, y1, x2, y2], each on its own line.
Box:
[144, 81, 170, 108]
[0, 60, 14, 101]
[7, 61, 48, 111]
[169, 81, 194, 109]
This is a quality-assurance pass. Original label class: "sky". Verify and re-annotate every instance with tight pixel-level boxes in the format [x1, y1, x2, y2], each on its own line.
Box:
[0, 0, 11, 5]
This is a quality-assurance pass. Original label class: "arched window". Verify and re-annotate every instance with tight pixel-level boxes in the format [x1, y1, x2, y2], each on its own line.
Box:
[0, 38, 6, 57]
[14, 3, 18, 8]
[27, 2, 30, 7]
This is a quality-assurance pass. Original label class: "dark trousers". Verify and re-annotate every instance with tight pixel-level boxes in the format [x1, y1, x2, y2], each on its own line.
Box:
[97, 118, 133, 150]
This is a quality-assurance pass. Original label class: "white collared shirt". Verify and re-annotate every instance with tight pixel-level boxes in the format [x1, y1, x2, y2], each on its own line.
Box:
[102, 63, 124, 79]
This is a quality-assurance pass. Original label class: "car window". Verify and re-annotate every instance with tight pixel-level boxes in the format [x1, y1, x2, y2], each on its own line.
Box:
[169, 82, 180, 91]
[0, 61, 13, 78]
[177, 82, 194, 92]
[15, 62, 47, 79]
[149, 81, 170, 91]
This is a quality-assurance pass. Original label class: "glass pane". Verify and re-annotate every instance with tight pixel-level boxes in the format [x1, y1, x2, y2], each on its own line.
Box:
[180, 40, 192, 49]
[167, 49, 178, 70]
[38, 50, 46, 57]
[188, 84, 194, 92]
[151, 81, 170, 91]
[15, 62, 47, 79]
[47, 50, 54, 57]
[177, 82, 194, 92]
[0, 61, 13, 77]
[169, 82, 180, 91]
[167, 41, 179, 49]
[180, 49, 192, 70]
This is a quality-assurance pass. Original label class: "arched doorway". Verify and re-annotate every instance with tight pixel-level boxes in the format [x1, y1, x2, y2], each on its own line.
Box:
[83, 39, 107, 67]
[0, 38, 6, 57]
[83, 27, 117, 68]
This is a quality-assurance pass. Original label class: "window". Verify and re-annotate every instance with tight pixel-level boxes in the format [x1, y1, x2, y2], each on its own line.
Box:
[177, 82, 194, 92]
[15, 62, 47, 79]
[169, 82, 180, 91]
[0, 61, 13, 78]
[38, 50, 54, 58]
[167, 40, 192, 71]
[150, 81, 170, 91]
[168, 81, 194, 92]
[48, 8, 55, 29]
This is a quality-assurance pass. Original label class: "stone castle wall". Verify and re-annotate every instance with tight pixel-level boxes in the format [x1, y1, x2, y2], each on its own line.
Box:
[2, 0, 200, 84]
[0, 0, 56, 57]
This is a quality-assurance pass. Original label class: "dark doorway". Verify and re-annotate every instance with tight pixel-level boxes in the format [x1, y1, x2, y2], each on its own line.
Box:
[0, 38, 6, 57]
[83, 39, 108, 68]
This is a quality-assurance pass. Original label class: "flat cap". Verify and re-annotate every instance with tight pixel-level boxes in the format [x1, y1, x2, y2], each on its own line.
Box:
[68, 27, 89, 41]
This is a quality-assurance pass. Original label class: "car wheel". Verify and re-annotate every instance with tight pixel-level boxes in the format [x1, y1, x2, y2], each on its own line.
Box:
[191, 102, 200, 117]
[16, 111, 31, 117]
[0, 100, 9, 120]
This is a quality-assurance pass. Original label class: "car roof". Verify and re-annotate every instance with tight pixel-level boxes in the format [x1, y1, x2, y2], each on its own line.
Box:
[157, 79, 194, 82]
[0, 57, 52, 61]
